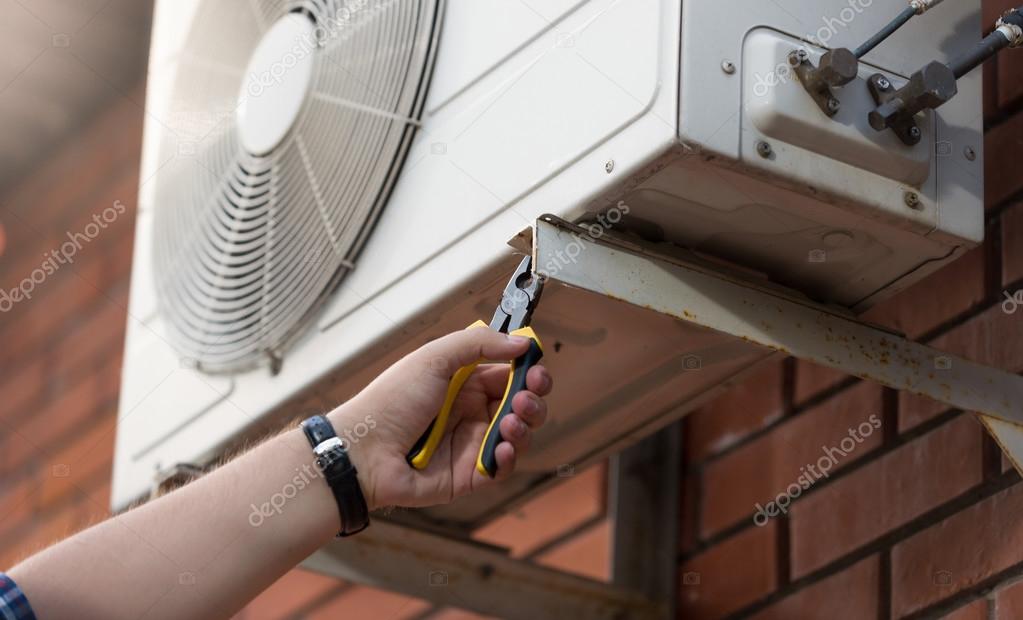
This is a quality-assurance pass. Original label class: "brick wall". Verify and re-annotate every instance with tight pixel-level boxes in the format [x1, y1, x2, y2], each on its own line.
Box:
[679, 2, 1023, 616]
[0, 89, 609, 618]
[2, 1, 1021, 617]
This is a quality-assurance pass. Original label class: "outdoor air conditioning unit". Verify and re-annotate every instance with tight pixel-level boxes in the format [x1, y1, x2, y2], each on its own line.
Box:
[114, 0, 984, 513]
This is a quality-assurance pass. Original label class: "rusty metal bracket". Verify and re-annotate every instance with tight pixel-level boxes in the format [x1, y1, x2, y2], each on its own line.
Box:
[533, 215, 1023, 474]
[302, 519, 662, 619]
[867, 73, 924, 145]
[790, 48, 858, 118]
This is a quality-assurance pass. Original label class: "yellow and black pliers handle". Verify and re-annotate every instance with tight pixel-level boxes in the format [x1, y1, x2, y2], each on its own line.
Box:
[406, 256, 544, 478]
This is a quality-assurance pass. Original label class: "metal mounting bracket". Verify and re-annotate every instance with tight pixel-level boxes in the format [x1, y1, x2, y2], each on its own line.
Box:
[867, 73, 923, 145]
[532, 215, 1023, 473]
[302, 519, 662, 619]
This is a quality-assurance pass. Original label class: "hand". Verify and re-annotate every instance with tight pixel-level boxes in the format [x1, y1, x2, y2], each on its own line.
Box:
[329, 328, 553, 511]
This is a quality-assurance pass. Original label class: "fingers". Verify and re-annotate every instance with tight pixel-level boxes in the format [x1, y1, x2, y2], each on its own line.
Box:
[492, 442, 517, 481]
[526, 365, 553, 397]
[424, 328, 531, 374]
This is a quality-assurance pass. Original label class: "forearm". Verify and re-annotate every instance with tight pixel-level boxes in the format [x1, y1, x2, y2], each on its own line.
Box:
[10, 413, 349, 620]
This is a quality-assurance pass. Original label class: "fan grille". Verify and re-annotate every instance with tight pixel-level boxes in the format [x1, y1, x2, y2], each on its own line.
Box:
[151, 0, 441, 372]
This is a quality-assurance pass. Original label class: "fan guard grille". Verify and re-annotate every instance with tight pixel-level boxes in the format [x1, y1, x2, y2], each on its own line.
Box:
[151, 0, 442, 373]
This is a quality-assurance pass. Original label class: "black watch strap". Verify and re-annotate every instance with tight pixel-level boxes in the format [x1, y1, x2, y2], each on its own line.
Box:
[300, 415, 370, 537]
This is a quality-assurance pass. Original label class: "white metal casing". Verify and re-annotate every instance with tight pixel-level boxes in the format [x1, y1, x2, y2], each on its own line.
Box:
[114, 0, 983, 510]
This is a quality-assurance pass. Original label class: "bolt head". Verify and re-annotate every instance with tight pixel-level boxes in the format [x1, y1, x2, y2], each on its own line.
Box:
[908, 126, 921, 139]
[964, 146, 977, 161]
[819, 48, 858, 86]
[827, 98, 841, 113]
[876, 76, 891, 90]
[756, 141, 773, 158]
[605, 160, 614, 174]
[904, 191, 921, 209]
[721, 60, 736, 74]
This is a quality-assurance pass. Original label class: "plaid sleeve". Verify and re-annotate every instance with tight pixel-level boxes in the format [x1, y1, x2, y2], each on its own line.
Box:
[0, 574, 35, 620]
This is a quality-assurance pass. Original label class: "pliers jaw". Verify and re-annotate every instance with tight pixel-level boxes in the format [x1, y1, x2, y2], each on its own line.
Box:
[489, 255, 544, 333]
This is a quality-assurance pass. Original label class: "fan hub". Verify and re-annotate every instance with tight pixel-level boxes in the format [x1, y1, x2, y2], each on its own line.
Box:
[237, 13, 316, 155]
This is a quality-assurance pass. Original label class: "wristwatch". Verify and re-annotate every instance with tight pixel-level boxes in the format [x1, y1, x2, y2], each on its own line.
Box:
[300, 415, 370, 537]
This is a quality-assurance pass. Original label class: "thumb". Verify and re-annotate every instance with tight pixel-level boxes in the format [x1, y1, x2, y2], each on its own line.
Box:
[423, 327, 530, 371]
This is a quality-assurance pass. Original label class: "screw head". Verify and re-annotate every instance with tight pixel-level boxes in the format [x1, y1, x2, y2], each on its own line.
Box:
[963, 146, 977, 161]
[904, 191, 921, 209]
[605, 160, 614, 174]
[827, 98, 841, 113]
[721, 60, 736, 74]
[877, 76, 892, 90]
[908, 126, 921, 140]
[756, 141, 773, 159]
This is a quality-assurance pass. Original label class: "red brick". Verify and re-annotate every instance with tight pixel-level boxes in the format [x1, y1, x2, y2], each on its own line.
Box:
[4, 371, 117, 476]
[985, 58, 1000, 123]
[926, 304, 1023, 373]
[242, 569, 342, 620]
[35, 417, 115, 511]
[679, 519, 777, 618]
[685, 361, 786, 462]
[306, 586, 430, 620]
[1000, 53, 1023, 110]
[891, 482, 1023, 617]
[750, 556, 879, 620]
[986, 112, 1023, 209]
[996, 577, 1023, 617]
[0, 359, 46, 425]
[983, 0, 1019, 25]
[790, 415, 983, 577]
[702, 382, 883, 536]
[1003, 202, 1023, 287]
[0, 478, 38, 542]
[535, 518, 610, 581]
[862, 246, 986, 340]
[0, 500, 90, 568]
[899, 391, 951, 433]
[794, 360, 849, 406]
[944, 599, 988, 620]
[429, 609, 496, 620]
[474, 464, 604, 557]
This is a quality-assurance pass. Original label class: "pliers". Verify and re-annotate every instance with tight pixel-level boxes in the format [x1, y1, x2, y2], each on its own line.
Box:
[406, 255, 545, 477]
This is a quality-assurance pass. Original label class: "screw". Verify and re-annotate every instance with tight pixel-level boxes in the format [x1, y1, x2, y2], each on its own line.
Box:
[756, 141, 773, 159]
[963, 146, 976, 161]
[876, 76, 891, 90]
[721, 60, 736, 74]
[827, 98, 841, 114]
[797, 49, 808, 60]
[904, 191, 921, 209]
[605, 160, 614, 174]
[908, 126, 921, 141]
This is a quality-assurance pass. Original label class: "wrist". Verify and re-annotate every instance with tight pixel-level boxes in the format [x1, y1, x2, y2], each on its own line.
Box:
[325, 403, 378, 512]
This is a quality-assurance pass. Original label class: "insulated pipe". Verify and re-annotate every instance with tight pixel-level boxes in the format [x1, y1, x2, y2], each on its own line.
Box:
[854, 0, 946, 58]
[948, 7, 1023, 78]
